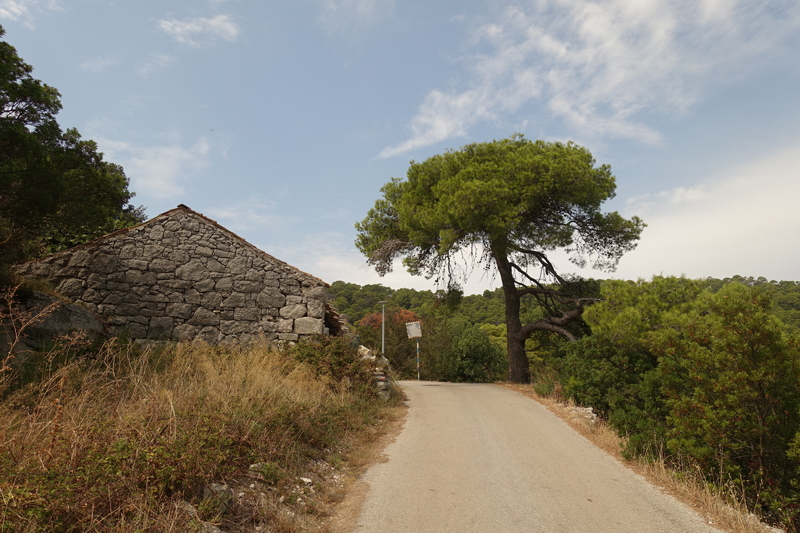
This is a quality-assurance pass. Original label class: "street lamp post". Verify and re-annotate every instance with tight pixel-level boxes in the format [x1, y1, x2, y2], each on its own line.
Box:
[377, 301, 387, 356]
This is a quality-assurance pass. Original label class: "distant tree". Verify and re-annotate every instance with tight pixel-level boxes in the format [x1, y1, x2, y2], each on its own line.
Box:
[0, 25, 144, 269]
[356, 135, 644, 383]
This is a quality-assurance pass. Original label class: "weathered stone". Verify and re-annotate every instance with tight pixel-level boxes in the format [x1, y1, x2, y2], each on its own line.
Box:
[234, 307, 260, 322]
[196, 246, 213, 257]
[195, 278, 216, 293]
[57, 278, 85, 298]
[280, 304, 306, 319]
[234, 280, 261, 293]
[68, 250, 92, 267]
[176, 260, 209, 281]
[277, 319, 294, 333]
[188, 308, 220, 326]
[126, 270, 156, 285]
[307, 300, 325, 319]
[195, 326, 220, 343]
[115, 303, 140, 316]
[185, 289, 202, 305]
[86, 273, 107, 290]
[277, 333, 298, 341]
[149, 259, 175, 273]
[221, 293, 246, 308]
[256, 289, 284, 308]
[201, 292, 222, 308]
[127, 323, 147, 338]
[228, 257, 250, 275]
[215, 277, 233, 291]
[106, 281, 130, 291]
[295, 317, 323, 335]
[286, 295, 303, 304]
[148, 317, 173, 339]
[102, 293, 124, 306]
[91, 254, 118, 274]
[260, 320, 278, 333]
[141, 292, 169, 303]
[245, 269, 263, 282]
[221, 310, 235, 320]
[81, 288, 105, 304]
[150, 225, 165, 241]
[303, 286, 326, 300]
[173, 323, 197, 340]
[165, 303, 195, 319]
[169, 250, 190, 264]
[206, 258, 225, 272]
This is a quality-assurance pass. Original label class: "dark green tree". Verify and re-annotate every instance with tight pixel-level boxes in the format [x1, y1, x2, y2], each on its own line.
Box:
[356, 135, 644, 383]
[0, 25, 144, 268]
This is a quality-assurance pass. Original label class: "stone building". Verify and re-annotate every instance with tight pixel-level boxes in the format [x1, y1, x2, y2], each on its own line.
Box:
[12, 205, 343, 344]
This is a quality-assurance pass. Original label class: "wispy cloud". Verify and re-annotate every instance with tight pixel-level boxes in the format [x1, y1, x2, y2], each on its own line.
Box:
[0, 0, 61, 29]
[317, 0, 393, 37]
[96, 137, 211, 200]
[157, 14, 239, 46]
[205, 202, 297, 233]
[137, 53, 175, 78]
[79, 56, 116, 73]
[381, 0, 800, 157]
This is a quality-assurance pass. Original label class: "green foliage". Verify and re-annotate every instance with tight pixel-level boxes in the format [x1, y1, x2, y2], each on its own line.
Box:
[444, 320, 507, 382]
[652, 284, 800, 487]
[355, 134, 644, 383]
[0, 25, 144, 269]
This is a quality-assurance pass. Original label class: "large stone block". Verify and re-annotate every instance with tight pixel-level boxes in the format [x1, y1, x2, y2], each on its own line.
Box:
[222, 293, 246, 308]
[294, 317, 323, 335]
[188, 308, 220, 326]
[277, 319, 293, 333]
[215, 277, 233, 291]
[195, 278, 216, 293]
[234, 280, 261, 293]
[206, 258, 225, 272]
[90, 254, 118, 274]
[303, 286, 327, 300]
[148, 317, 173, 339]
[149, 225, 165, 241]
[234, 307, 260, 322]
[195, 326, 220, 344]
[165, 303, 194, 319]
[280, 304, 306, 319]
[149, 259, 175, 273]
[56, 278, 85, 298]
[307, 300, 325, 319]
[257, 288, 284, 308]
[173, 323, 197, 340]
[176, 260, 209, 281]
[201, 292, 223, 308]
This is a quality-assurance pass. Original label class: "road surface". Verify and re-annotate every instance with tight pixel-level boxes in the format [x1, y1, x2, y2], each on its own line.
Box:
[353, 381, 721, 533]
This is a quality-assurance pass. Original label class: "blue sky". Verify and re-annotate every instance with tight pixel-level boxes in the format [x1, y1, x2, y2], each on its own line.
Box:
[3, 0, 800, 294]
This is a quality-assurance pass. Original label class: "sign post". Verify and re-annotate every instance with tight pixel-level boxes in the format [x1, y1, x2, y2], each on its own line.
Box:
[406, 321, 422, 380]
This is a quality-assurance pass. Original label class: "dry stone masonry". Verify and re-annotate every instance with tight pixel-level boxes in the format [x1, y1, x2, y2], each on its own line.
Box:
[12, 205, 336, 344]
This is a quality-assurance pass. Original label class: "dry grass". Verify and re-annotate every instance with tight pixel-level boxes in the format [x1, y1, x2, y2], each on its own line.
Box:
[503, 383, 784, 533]
[0, 335, 400, 532]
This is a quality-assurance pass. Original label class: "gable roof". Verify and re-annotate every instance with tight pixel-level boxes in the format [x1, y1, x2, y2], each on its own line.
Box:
[15, 204, 329, 288]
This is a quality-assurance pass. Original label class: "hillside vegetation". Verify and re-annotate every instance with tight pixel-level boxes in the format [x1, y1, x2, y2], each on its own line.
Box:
[0, 291, 398, 532]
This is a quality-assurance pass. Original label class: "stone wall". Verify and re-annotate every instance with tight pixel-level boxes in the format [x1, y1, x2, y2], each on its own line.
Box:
[12, 207, 330, 344]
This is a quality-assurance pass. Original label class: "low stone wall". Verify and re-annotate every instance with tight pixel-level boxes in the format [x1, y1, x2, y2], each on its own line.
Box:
[12, 207, 329, 344]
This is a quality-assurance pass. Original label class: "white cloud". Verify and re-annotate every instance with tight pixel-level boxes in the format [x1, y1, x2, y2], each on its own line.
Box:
[96, 137, 211, 200]
[79, 56, 116, 73]
[549, 138, 800, 281]
[381, 0, 800, 157]
[0, 0, 61, 29]
[157, 14, 239, 46]
[318, 0, 393, 36]
[137, 53, 175, 78]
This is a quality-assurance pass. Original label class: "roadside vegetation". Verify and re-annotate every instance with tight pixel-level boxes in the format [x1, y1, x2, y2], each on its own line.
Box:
[0, 286, 401, 533]
[332, 276, 800, 532]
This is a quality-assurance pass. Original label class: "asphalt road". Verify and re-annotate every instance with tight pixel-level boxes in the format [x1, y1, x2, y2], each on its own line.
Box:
[353, 381, 722, 533]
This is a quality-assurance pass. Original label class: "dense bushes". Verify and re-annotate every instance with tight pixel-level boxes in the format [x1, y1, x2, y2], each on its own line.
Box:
[355, 305, 506, 382]
[556, 277, 800, 528]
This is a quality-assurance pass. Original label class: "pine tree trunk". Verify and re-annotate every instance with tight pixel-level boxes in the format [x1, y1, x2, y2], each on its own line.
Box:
[493, 246, 531, 384]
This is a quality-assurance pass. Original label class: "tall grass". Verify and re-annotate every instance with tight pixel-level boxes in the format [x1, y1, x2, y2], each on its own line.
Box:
[0, 337, 389, 532]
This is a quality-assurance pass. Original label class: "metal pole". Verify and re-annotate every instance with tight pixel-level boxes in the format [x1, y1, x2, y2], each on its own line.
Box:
[417, 339, 420, 381]
[378, 301, 387, 356]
